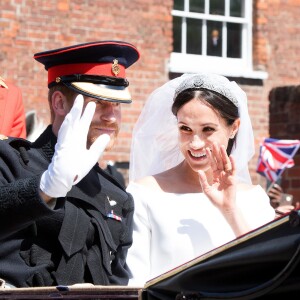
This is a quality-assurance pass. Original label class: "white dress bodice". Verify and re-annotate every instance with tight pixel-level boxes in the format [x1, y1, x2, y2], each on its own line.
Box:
[126, 182, 275, 286]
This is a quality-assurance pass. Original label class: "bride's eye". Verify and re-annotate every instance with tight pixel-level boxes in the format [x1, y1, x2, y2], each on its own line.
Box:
[179, 125, 191, 132]
[203, 126, 215, 132]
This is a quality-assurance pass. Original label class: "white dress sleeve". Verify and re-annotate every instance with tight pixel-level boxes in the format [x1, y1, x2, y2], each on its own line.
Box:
[237, 185, 275, 230]
[126, 182, 152, 286]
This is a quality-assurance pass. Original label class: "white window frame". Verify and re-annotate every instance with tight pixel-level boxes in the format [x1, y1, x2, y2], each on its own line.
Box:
[169, 0, 267, 79]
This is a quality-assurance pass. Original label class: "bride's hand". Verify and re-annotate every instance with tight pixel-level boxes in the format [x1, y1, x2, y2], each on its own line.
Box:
[198, 142, 237, 212]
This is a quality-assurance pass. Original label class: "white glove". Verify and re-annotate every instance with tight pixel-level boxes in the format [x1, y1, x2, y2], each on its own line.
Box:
[40, 95, 110, 198]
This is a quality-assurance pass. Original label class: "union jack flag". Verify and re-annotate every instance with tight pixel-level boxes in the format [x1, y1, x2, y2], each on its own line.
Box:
[256, 138, 300, 182]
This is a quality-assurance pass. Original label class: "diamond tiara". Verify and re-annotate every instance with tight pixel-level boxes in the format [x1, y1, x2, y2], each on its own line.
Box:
[174, 74, 239, 107]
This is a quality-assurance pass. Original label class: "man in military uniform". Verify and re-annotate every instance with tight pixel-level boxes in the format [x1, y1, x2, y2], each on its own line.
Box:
[0, 41, 139, 287]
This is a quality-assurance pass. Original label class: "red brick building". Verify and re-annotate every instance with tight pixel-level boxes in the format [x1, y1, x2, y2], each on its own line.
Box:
[0, 0, 299, 195]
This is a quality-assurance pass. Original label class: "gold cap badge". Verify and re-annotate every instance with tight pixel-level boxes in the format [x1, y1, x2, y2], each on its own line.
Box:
[112, 59, 120, 76]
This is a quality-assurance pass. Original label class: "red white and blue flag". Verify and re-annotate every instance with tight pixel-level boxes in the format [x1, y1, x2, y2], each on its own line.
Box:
[256, 138, 300, 182]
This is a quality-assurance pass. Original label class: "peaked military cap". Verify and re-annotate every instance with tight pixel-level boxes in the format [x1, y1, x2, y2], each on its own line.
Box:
[34, 41, 140, 103]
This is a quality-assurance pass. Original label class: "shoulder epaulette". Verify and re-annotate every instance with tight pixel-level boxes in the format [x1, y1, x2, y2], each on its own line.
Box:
[8, 138, 32, 164]
[9, 138, 32, 148]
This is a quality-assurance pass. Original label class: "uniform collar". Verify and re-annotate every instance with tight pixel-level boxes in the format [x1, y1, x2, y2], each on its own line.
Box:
[32, 125, 57, 162]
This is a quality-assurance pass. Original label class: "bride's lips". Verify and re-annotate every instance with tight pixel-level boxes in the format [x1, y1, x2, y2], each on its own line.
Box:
[188, 150, 207, 161]
[189, 150, 206, 158]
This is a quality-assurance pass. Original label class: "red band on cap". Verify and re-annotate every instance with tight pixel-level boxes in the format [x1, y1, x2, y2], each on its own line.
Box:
[48, 63, 125, 84]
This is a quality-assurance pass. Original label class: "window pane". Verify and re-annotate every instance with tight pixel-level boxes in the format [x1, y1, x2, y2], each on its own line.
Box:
[173, 16, 182, 53]
[207, 21, 222, 57]
[186, 18, 202, 55]
[227, 22, 242, 58]
[210, 0, 225, 16]
[190, 0, 205, 13]
[230, 0, 244, 17]
[174, 0, 184, 10]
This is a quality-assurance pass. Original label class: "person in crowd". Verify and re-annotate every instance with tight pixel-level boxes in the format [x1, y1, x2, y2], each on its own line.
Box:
[267, 182, 295, 216]
[0, 77, 26, 138]
[126, 73, 275, 285]
[0, 41, 139, 287]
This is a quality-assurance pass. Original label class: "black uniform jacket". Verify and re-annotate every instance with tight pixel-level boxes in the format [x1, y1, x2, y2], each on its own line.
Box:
[0, 126, 134, 287]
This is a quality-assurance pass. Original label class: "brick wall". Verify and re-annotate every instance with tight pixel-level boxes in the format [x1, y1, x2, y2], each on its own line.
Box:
[248, 0, 300, 187]
[0, 0, 173, 164]
[269, 85, 300, 201]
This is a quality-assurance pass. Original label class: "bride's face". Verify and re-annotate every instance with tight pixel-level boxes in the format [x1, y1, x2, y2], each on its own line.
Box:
[177, 98, 238, 172]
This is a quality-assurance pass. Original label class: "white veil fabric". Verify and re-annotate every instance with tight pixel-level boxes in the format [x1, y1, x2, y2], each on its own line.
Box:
[129, 73, 255, 184]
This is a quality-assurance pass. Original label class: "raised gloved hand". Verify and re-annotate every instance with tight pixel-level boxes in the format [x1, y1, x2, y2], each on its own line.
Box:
[40, 95, 110, 198]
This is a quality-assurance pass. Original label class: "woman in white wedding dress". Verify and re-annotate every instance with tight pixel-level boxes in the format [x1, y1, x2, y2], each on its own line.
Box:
[126, 73, 275, 286]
